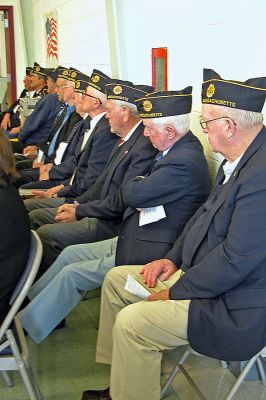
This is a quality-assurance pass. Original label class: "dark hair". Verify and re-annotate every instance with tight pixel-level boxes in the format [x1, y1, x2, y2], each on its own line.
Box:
[0, 131, 19, 187]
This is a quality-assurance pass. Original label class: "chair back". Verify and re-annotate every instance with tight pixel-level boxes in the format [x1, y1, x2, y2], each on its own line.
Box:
[0, 230, 43, 342]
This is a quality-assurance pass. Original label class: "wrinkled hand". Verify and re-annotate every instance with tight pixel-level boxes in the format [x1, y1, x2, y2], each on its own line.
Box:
[31, 185, 64, 198]
[32, 159, 45, 168]
[1, 113, 10, 130]
[39, 163, 53, 174]
[147, 289, 169, 302]
[9, 126, 20, 134]
[140, 259, 177, 287]
[31, 190, 49, 198]
[39, 163, 53, 181]
[55, 204, 77, 223]
[23, 145, 38, 159]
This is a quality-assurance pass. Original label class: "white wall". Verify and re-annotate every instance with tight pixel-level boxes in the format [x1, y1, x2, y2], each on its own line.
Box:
[114, 0, 266, 179]
[31, 0, 111, 77]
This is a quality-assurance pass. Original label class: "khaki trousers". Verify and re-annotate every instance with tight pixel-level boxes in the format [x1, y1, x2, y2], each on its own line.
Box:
[96, 265, 190, 400]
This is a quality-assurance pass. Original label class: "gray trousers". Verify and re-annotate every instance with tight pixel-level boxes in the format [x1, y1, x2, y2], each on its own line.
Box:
[96, 266, 190, 400]
[19, 237, 118, 343]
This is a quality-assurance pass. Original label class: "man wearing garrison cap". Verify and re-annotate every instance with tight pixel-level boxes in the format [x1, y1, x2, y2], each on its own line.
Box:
[24, 80, 158, 274]
[1, 66, 36, 133]
[19, 87, 210, 348]
[88, 69, 266, 400]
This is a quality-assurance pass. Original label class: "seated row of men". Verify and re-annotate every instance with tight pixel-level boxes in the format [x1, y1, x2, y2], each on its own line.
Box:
[7, 63, 266, 400]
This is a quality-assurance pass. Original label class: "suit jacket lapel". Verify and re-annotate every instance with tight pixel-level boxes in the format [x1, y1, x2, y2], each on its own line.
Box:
[101, 123, 143, 197]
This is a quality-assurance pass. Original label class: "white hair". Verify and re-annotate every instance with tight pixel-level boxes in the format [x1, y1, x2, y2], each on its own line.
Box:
[88, 86, 107, 107]
[148, 114, 190, 135]
[112, 100, 139, 117]
[213, 105, 263, 130]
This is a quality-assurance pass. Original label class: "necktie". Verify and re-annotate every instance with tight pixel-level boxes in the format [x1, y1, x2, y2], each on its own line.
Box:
[155, 151, 164, 161]
[48, 106, 73, 156]
[118, 138, 125, 146]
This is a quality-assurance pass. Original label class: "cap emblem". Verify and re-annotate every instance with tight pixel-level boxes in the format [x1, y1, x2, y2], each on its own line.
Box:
[206, 83, 215, 98]
[143, 100, 153, 112]
[92, 75, 100, 83]
[113, 85, 122, 95]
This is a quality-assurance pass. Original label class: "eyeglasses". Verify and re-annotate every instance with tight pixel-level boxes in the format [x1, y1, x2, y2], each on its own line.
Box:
[199, 117, 236, 129]
[81, 93, 101, 103]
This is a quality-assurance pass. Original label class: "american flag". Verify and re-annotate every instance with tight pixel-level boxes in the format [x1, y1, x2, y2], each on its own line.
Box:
[46, 16, 58, 60]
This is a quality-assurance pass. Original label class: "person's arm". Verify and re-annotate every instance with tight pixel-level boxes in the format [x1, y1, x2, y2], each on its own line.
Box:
[169, 178, 266, 300]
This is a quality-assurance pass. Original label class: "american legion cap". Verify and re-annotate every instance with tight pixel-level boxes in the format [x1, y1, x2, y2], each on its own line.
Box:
[202, 69, 266, 112]
[136, 87, 193, 118]
[105, 81, 154, 105]
[44, 68, 59, 82]
[26, 67, 32, 76]
[88, 69, 111, 93]
[74, 72, 91, 94]
[31, 62, 47, 77]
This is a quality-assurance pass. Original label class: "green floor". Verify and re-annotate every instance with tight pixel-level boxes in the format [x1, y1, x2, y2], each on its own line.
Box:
[0, 295, 266, 400]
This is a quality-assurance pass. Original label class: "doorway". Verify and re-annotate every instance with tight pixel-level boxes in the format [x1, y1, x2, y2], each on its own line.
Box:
[0, 5, 16, 114]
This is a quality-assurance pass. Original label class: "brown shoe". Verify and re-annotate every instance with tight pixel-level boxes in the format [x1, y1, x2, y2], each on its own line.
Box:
[82, 388, 110, 400]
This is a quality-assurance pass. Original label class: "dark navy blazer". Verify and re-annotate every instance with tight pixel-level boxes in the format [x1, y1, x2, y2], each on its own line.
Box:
[167, 126, 266, 361]
[115, 131, 211, 266]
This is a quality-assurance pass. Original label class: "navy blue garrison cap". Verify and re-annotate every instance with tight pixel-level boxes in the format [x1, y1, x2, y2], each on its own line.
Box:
[202, 69, 266, 112]
[106, 81, 153, 105]
[136, 87, 193, 118]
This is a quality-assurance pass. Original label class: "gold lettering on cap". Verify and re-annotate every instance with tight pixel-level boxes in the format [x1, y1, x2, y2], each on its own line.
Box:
[75, 81, 81, 89]
[113, 85, 122, 95]
[62, 70, 68, 76]
[92, 75, 100, 83]
[71, 71, 77, 78]
[206, 83, 215, 98]
[143, 100, 152, 112]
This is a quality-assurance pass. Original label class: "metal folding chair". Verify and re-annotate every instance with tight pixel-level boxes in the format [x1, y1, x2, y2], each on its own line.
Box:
[161, 344, 266, 400]
[0, 230, 43, 400]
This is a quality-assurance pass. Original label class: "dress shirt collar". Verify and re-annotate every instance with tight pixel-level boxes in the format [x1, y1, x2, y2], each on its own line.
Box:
[222, 154, 243, 184]
[122, 120, 142, 142]
[90, 111, 106, 132]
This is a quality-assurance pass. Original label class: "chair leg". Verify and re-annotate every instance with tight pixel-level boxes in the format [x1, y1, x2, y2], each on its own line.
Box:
[256, 357, 266, 386]
[6, 330, 40, 400]
[1, 370, 13, 387]
[224, 354, 258, 400]
[160, 349, 191, 399]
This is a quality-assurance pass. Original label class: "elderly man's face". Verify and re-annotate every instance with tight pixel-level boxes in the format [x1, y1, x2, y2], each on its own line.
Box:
[23, 75, 33, 91]
[30, 73, 44, 90]
[63, 83, 75, 103]
[56, 78, 67, 102]
[82, 86, 101, 113]
[74, 92, 84, 115]
[143, 120, 170, 151]
[200, 105, 228, 154]
[105, 100, 125, 136]
[47, 77, 57, 94]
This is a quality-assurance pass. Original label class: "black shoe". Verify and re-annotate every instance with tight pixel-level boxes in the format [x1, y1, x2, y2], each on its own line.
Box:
[54, 318, 65, 330]
[82, 388, 110, 400]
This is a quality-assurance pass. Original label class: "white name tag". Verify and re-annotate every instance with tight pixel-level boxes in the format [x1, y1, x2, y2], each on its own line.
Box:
[139, 205, 166, 226]
[37, 149, 44, 163]
[54, 142, 68, 165]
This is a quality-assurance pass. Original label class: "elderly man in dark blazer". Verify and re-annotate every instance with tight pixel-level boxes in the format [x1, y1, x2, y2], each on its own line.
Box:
[19, 87, 210, 344]
[22, 70, 118, 205]
[81, 69, 266, 400]
[28, 81, 157, 273]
